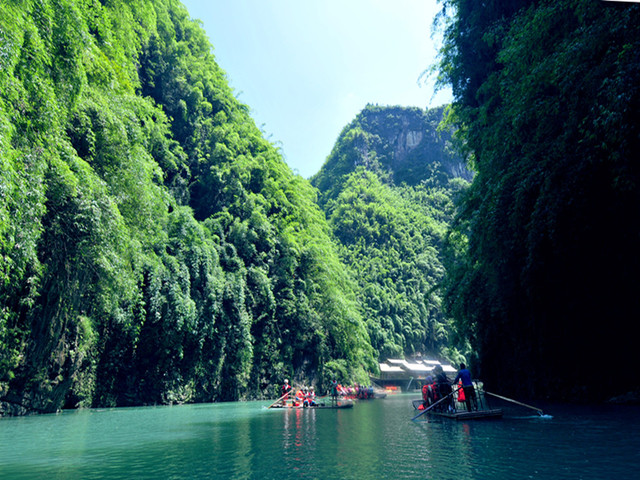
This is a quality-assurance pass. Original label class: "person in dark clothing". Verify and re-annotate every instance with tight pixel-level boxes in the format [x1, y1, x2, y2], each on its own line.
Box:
[434, 365, 453, 412]
[330, 379, 339, 404]
[453, 363, 478, 412]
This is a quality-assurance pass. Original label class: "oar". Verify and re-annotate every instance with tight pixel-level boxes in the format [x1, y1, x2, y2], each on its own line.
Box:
[267, 391, 290, 409]
[411, 386, 460, 421]
[485, 391, 544, 415]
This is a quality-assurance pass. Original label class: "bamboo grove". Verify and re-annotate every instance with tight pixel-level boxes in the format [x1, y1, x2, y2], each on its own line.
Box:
[0, 0, 378, 413]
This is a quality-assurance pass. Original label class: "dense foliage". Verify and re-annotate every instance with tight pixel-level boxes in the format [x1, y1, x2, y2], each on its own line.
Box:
[437, 0, 640, 401]
[0, 0, 375, 415]
[312, 106, 470, 362]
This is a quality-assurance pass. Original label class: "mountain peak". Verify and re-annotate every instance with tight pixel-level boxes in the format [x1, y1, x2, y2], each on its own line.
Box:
[312, 104, 470, 203]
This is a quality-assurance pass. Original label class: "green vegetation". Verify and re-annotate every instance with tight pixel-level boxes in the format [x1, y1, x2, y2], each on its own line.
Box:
[6, 0, 629, 413]
[312, 106, 470, 362]
[0, 0, 375, 414]
[437, 0, 640, 401]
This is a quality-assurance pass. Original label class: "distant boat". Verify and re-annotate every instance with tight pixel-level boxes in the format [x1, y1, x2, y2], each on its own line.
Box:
[270, 401, 354, 410]
[372, 390, 387, 399]
[343, 388, 388, 400]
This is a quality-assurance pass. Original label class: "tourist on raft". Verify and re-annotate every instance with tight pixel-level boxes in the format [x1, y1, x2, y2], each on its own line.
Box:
[304, 387, 317, 407]
[421, 375, 435, 408]
[434, 365, 453, 412]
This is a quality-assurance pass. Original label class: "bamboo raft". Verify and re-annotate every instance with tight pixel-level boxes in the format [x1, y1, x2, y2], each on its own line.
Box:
[411, 382, 544, 421]
[270, 401, 353, 410]
[429, 408, 503, 420]
[412, 398, 501, 420]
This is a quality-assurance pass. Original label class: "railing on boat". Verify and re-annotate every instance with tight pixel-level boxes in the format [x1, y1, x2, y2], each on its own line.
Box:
[413, 380, 500, 414]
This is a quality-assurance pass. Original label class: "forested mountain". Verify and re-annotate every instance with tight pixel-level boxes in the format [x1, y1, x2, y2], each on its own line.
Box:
[0, 0, 375, 415]
[312, 106, 470, 361]
[437, 0, 640, 402]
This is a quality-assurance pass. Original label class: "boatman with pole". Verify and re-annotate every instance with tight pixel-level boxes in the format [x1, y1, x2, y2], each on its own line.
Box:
[453, 363, 478, 412]
[281, 379, 292, 405]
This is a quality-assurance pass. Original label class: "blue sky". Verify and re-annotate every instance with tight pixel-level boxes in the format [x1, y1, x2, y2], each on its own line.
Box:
[180, 0, 453, 179]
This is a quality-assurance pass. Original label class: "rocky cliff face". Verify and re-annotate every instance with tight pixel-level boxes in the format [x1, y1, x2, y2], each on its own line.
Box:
[357, 105, 472, 184]
[312, 105, 471, 203]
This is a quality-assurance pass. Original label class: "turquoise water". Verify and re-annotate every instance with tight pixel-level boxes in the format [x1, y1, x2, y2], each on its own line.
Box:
[1, 394, 639, 479]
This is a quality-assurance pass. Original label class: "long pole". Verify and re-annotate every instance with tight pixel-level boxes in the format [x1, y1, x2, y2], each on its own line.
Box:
[411, 387, 460, 421]
[267, 391, 290, 409]
[406, 377, 414, 391]
[485, 391, 543, 415]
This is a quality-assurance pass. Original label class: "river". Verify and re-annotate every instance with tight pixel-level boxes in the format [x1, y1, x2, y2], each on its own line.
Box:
[1, 393, 639, 479]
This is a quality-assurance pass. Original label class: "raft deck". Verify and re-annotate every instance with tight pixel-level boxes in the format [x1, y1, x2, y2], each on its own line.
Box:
[412, 398, 503, 420]
[429, 408, 503, 420]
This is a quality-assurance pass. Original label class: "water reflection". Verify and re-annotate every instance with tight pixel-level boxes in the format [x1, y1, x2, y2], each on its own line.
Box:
[282, 407, 317, 472]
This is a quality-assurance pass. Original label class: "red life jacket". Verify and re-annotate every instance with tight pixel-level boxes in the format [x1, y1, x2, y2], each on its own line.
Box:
[457, 380, 466, 401]
[288, 390, 301, 406]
